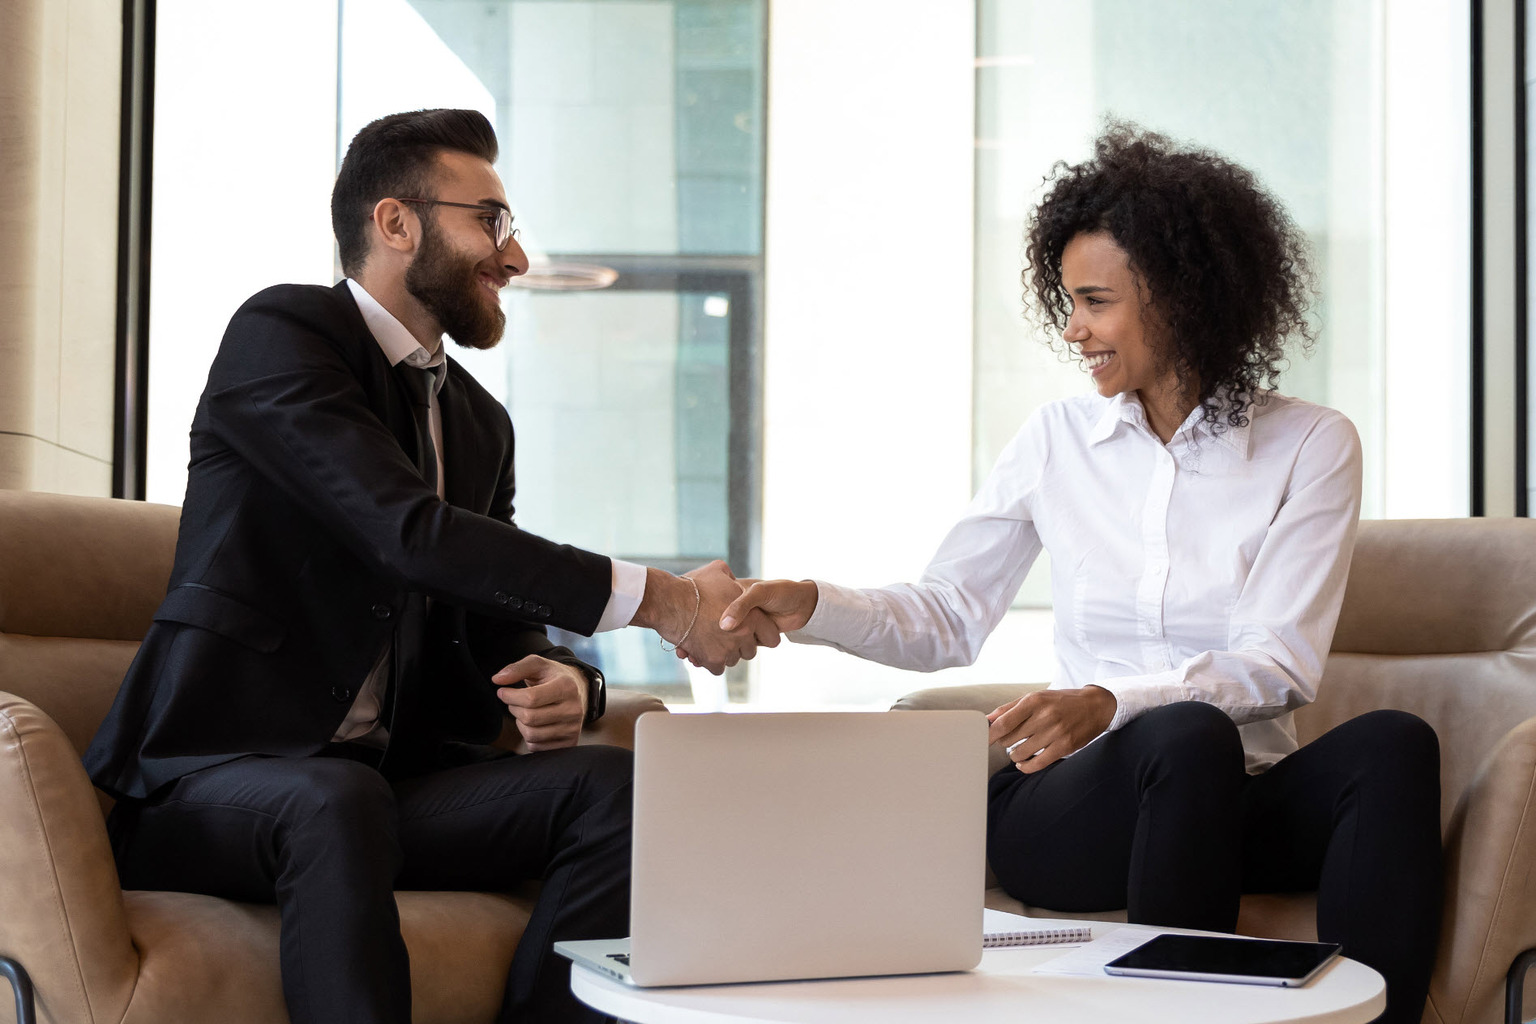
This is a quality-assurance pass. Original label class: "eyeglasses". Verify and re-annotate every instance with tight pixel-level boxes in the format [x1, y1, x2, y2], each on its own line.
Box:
[395, 198, 518, 251]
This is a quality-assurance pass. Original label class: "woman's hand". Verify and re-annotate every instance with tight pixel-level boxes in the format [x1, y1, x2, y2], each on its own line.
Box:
[986, 686, 1117, 773]
[719, 579, 820, 634]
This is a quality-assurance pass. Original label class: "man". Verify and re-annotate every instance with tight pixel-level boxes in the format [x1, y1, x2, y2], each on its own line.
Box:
[84, 108, 770, 1024]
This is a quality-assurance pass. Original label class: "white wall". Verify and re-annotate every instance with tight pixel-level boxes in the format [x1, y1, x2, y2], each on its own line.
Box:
[752, 0, 1058, 705]
[1382, 1, 1472, 518]
[147, 1, 340, 505]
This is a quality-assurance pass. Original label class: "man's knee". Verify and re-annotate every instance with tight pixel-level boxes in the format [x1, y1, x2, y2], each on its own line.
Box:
[277, 758, 398, 837]
[567, 744, 634, 806]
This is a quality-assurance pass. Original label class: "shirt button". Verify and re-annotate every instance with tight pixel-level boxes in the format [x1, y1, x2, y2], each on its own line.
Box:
[331, 686, 352, 703]
[371, 604, 392, 620]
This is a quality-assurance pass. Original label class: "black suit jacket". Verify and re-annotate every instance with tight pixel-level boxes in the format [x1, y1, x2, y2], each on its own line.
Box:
[86, 282, 613, 800]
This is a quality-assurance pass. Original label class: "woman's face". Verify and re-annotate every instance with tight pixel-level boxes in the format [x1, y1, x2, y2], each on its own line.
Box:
[1059, 231, 1179, 405]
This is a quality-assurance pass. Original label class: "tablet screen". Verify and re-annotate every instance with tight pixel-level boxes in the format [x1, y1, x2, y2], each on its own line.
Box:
[1105, 934, 1342, 984]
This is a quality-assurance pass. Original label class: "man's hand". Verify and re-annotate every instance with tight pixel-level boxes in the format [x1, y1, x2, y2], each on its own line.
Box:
[677, 561, 781, 674]
[493, 655, 588, 752]
[719, 578, 819, 634]
[986, 686, 1117, 774]
[631, 562, 779, 675]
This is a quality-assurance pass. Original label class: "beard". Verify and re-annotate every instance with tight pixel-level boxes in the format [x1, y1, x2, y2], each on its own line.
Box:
[404, 221, 507, 350]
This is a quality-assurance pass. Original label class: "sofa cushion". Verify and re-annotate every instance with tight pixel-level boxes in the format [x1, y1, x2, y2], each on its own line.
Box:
[117, 889, 536, 1024]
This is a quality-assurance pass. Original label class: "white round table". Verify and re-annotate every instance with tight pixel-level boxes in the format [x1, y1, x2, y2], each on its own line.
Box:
[570, 922, 1386, 1024]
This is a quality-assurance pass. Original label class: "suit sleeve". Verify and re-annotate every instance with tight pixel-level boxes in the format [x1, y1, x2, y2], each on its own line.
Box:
[200, 289, 612, 636]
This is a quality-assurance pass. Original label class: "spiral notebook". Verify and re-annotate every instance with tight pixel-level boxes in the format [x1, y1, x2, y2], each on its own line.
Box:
[983, 909, 1094, 948]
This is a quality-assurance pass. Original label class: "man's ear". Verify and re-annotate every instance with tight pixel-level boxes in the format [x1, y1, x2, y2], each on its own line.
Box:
[370, 198, 418, 257]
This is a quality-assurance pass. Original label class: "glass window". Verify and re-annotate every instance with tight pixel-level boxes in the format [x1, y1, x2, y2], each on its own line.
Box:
[972, 0, 1472, 620]
[146, 1, 1473, 711]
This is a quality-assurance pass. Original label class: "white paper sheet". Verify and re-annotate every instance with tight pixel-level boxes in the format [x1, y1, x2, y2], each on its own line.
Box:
[1030, 927, 1159, 977]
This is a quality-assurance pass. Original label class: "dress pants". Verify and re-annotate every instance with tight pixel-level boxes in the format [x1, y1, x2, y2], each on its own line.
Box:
[987, 702, 1442, 1024]
[108, 744, 633, 1024]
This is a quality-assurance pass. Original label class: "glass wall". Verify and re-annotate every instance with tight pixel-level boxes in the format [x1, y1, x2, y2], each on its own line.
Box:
[341, 0, 767, 701]
[147, 1, 1474, 710]
[148, 0, 764, 701]
[969, 0, 1471, 616]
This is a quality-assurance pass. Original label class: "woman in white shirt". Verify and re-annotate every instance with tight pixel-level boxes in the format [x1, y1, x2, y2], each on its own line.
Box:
[711, 124, 1441, 1024]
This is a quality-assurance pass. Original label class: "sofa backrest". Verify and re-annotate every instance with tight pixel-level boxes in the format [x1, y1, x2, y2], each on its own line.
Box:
[1301, 517, 1536, 832]
[0, 490, 178, 759]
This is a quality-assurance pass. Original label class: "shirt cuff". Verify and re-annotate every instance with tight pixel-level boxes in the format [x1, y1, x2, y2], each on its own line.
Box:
[1090, 671, 1188, 731]
[788, 580, 875, 647]
[594, 558, 647, 632]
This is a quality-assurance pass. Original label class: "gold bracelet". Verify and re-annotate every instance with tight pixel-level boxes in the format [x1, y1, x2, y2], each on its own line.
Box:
[659, 574, 701, 652]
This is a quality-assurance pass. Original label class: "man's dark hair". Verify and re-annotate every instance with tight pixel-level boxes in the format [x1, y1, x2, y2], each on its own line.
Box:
[1024, 121, 1316, 430]
[331, 108, 499, 276]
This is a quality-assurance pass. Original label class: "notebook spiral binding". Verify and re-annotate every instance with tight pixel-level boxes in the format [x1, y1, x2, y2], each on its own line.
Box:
[982, 925, 1094, 948]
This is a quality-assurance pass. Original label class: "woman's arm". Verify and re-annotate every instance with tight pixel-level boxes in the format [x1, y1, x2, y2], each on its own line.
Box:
[722, 414, 1050, 671]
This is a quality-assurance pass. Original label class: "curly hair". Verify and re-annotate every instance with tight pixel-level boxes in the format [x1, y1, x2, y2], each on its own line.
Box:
[1023, 121, 1316, 430]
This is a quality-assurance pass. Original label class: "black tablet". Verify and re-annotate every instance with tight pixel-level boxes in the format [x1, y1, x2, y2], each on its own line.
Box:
[1104, 933, 1343, 988]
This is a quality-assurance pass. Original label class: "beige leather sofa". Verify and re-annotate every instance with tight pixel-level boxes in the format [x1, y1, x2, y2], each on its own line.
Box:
[895, 517, 1536, 1024]
[0, 489, 666, 1024]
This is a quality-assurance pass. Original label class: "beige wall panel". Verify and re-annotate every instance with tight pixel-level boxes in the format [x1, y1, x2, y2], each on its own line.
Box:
[28, 0, 69, 445]
[57, 0, 122, 462]
[0, 434, 110, 495]
[0, 0, 121, 492]
[0, 0, 43, 439]
[0, 436, 37, 492]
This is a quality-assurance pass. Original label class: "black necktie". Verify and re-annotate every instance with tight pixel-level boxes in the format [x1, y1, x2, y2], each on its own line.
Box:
[399, 365, 439, 495]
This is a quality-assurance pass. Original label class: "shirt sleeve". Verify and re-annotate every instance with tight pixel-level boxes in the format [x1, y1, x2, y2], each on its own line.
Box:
[594, 558, 648, 632]
[790, 416, 1047, 670]
[1092, 411, 1364, 731]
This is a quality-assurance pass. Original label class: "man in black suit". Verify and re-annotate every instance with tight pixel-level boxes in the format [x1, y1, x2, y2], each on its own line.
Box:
[84, 109, 771, 1024]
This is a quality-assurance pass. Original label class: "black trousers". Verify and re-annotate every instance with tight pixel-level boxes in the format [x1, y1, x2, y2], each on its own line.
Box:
[987, 703, 1442, 1024]
[108, 744, 633, 1024]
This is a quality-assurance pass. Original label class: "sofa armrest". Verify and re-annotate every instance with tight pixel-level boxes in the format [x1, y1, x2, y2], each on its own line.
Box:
[1429, 714, 1536, 1024]
[0, 693, 137, 1024]
[578, 690, 668, 751]
[497, 689, 669, 755]
[892, 683, 1047, 778]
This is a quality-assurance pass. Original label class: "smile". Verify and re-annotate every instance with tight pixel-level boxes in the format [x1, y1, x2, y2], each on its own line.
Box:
[478, 273, 504, 300]
[1083, 351, 1115, 372]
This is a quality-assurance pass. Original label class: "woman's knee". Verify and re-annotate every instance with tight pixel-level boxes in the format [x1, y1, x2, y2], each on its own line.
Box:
[1125, 701, 1245, 773]
[1330, 709, 1441, 794]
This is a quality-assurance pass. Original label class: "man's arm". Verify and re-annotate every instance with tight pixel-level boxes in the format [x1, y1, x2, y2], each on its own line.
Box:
[202, 288, 612, 633]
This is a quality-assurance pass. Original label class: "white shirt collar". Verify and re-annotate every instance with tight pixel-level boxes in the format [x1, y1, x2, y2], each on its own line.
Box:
[345, 278, 446, 390]
[1087, 389, 1253, 459]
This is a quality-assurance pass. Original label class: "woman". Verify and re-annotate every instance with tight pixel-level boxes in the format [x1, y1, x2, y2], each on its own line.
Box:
[713, 124, 1442, 1024]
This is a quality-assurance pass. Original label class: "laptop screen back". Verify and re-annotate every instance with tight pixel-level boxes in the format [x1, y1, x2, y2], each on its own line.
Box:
[628, 710, 987, 986]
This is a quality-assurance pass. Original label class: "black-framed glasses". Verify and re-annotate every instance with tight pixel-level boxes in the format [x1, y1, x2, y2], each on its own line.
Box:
[395, 197, 518, 251]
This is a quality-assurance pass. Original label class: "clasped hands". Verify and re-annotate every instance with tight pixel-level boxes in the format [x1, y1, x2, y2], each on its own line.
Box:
[634, 567, 823, 676]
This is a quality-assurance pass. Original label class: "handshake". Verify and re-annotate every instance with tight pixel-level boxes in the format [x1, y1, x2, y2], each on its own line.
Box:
[631, 561, 819, 675]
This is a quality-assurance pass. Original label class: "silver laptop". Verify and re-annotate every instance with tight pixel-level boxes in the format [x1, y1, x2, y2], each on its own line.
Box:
[555, 710, 988, 987]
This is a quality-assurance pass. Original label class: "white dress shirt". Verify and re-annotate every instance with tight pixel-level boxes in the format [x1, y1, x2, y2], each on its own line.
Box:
[332, 280, 647, 743]
[793, 389, 1363, 772]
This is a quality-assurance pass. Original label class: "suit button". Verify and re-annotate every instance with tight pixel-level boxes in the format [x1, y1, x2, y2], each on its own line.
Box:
[537, 604, 551, 618]
[371, 604, 392, 620]
[331, 686, 352, 702]
[508, 597, 526, 612]
[494, 591, 509, 605]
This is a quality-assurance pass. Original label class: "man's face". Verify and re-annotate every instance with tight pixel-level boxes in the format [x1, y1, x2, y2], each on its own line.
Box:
[403, 151, 528, 350]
